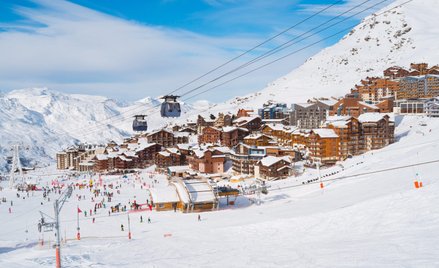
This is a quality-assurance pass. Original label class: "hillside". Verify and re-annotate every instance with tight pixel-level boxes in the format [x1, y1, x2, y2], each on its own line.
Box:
[213, 0, 439, 111]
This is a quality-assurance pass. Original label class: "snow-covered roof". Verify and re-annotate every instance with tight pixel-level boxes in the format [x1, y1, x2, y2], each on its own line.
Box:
[147, 129, 173, 136]
[149, 186, 180, 203]
[167, 165, 190, 173]
[318, 99, 338, 106]
[244, 133, 272, 140]
[135, 142, 158, 152]
[359, 101, 379, 109]
[259, 156, 291, 167]
[118, 155, 132, 162]
[176, 144, 191, 150]
[124, 151, 137, 157]
[312, 129, 339, 138]
[222, 126, 238, 132]
[295, 102, 315, 108]
[174, 132, 190, 137]
[324, 116, 352, 128]
[213, 146, 232, 154]
[325, 115, 351, 122]
[192, 149, 205, 158]
[358, 113, 388, 123]
[158, 151, 171, 157]
[167, 148, 181, 155]
[233, 116, 260, 123]
[263, 123, 285, 131]
[95, 154, 108, 161]
[184, 180, 216, 203]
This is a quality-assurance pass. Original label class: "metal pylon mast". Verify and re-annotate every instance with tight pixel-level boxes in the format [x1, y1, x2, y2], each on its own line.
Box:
[9, 144, 24, 189]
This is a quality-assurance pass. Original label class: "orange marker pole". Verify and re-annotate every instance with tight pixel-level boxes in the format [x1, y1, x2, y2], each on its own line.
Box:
[55, 246, 61, 268]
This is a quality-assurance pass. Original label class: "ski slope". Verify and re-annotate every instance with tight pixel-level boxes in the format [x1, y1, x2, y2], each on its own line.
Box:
[1, 115, 438, 267]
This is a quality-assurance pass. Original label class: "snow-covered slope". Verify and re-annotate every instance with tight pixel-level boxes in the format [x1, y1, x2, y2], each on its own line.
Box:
[216, 0, 439, 110]
[0, 115, 438, 267]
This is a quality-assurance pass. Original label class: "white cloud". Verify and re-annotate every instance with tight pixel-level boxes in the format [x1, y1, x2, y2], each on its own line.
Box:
[0, 0, 323, 102]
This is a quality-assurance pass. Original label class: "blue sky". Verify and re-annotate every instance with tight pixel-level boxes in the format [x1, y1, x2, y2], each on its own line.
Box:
[0, 0, 389, 102]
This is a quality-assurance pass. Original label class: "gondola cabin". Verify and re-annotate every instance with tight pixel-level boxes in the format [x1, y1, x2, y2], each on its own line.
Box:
[161, 95, 181, 118]
[133, 115, 148, 132]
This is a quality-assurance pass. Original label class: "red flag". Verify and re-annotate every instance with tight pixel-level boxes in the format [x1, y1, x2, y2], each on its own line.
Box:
[77, 207, 82, 213]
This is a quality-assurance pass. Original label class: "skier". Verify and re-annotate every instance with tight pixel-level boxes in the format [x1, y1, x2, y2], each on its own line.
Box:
[92, 218, 95, 223]
[140, 216, 143, 223]
[198, 214, 201, 222]
[148, 217, 151, 224]
[121, 224, 124, 231]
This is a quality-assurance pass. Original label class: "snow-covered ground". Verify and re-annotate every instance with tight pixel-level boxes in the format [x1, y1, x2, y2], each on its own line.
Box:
[1, 115, 438, 267]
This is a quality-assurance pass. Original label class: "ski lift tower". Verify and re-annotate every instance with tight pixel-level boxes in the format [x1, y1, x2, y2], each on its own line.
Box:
[38, 185, 73, 268]
[9, 144, 25, 189]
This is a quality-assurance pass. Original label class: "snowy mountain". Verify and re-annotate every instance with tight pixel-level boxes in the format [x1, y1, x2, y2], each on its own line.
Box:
[0, 88, 195, 171]
[213, 0, 439, 110]
[1, 0, 439, 171]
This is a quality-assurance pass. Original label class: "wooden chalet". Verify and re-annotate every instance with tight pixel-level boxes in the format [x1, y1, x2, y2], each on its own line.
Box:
[308, 129, 340, 165]
[256, 156, 293, 180]
[188, 148, 226, 174]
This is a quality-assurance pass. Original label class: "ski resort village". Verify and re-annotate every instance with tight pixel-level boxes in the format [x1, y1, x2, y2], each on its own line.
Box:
[1, 0, 439, 267]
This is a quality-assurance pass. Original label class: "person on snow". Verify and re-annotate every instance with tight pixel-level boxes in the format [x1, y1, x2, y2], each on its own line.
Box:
[198, 214, 201, 221]
[121, 224, 124, 231]
[148, 217, 151, 224]
[92, 218, 95, 223]
[140, 216, 143, 223]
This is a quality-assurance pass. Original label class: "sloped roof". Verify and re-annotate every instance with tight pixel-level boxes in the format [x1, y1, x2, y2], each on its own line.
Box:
[263, 123, 285, 131]
[95, 154, 108, 161]
[312, 128, 339, 138]
[260, 156, 291, 167]
[359, 101, 379, 109]
[149, 186, 180, 203]
[233, 116, 260, 123]
[358, 113, 388, 123]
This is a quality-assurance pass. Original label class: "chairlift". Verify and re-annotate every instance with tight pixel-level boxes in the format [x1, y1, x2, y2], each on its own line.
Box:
[132, 115, 148, 132]
[160, 95, 181, 118]
[38, 217, 54, 232]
